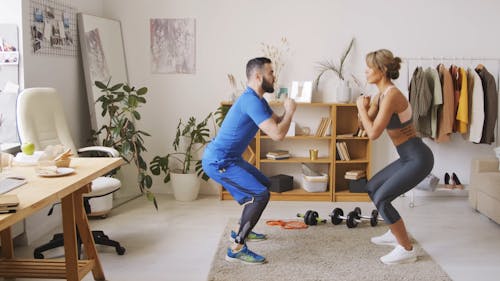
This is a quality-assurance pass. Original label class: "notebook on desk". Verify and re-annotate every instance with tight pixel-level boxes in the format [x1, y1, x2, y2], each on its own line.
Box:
[0, 177, 27, 194]
[0, 194, 20, 213]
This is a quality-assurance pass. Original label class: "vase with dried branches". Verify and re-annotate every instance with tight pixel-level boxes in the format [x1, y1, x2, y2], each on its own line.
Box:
[261, 37, 290, 98]
[314, 38, 355, 103]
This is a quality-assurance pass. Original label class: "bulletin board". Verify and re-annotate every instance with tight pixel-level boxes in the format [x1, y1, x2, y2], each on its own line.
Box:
[30, 0, 78, 56]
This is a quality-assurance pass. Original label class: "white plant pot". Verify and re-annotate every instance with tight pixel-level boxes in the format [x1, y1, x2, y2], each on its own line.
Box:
[336, 80, 352, 103]
[171, 172, 200, 201]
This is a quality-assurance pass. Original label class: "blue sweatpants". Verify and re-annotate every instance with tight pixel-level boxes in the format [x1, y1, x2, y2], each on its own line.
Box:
[202, 157, 270, 204]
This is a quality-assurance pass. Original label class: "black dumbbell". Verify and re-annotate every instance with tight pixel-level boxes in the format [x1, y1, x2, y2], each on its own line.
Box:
[353, 208, 384, 226]
[296, 210, 327, 225]
[329, 207, 364, 228]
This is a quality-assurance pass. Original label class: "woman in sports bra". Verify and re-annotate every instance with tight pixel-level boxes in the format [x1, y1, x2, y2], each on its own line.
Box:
[356, 49, 434, 265]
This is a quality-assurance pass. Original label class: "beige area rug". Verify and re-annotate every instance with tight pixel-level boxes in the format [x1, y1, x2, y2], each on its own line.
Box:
[207, 219, 451, 281]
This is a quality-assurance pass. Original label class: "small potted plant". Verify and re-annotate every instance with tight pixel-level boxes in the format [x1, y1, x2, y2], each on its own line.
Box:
[149, 113, 212, 201]
[314, 38, 355, 103]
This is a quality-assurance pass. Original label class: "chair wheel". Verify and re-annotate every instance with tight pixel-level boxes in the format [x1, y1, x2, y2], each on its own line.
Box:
[34, 252, 44, 259]
[116, 246, 126, 255]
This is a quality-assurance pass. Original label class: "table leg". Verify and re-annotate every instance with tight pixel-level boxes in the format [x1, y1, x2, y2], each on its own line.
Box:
[75, 185, 105, 281]
[0, 227, 13, 259]
[61, 192, 79, 281]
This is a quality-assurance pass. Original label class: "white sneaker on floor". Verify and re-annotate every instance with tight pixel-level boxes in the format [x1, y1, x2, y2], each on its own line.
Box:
[380, 245, 417, 265]
[371, 230, 397, 246]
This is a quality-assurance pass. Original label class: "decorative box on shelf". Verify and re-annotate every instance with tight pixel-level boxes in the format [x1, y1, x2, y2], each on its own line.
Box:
[269, 174, 293, 193]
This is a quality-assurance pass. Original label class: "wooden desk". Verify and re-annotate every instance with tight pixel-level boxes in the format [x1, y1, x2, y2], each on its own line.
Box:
[0, 157, 124, 280]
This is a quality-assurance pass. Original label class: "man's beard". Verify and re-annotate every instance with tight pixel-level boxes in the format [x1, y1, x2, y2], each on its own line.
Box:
[261, 77, 274, 93]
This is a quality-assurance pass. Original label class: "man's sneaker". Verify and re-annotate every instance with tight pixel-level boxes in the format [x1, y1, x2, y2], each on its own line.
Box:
[229, 230, 267, 243]
[371, 230, 397, 246]
[380, 244, 417, 265]
[225, 244, 266, 264]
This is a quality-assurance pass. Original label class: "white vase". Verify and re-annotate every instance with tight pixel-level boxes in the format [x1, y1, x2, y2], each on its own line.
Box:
[336, 80, 352, 103]
[171, 172, 200, 201]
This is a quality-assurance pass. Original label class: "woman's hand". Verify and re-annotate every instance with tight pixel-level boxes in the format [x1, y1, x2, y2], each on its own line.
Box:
[356, 95, 370, 111]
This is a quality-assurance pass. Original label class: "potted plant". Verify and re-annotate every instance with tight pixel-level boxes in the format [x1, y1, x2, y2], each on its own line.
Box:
[149, 113, 213, 201]
[92, 80, 157, 208]
[314, 38, 355, 103]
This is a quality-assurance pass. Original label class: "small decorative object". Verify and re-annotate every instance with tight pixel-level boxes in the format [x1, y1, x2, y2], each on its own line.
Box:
[314, 38, 355, 103]
[290, 81, 312, 103]
[309, 149, 318, 160]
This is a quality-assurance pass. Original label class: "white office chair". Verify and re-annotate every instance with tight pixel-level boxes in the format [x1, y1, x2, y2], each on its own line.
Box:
[16, 87, 125, 258]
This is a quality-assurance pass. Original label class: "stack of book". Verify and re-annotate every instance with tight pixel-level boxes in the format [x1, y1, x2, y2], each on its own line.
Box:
[266, 150, 290, 160]
[354, 127, 368, 137]
[0, 194, 20, 214]
[314, 117, 332, 137]
[344, 170, 366, 180]
[335, 141, 351, 160]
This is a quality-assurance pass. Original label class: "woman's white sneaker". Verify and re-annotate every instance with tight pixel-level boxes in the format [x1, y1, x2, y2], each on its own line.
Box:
[380, 245, 417, 265]
[371, 230, 397, 246]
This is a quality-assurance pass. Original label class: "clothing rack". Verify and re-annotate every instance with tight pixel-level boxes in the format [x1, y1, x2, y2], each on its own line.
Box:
[403, 56, 500, 147]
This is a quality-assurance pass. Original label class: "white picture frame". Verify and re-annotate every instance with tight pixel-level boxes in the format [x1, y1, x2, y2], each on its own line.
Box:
[290, 81, 312, 103]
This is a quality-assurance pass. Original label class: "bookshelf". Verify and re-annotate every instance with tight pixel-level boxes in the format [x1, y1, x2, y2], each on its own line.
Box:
[218, 102, 371, 202]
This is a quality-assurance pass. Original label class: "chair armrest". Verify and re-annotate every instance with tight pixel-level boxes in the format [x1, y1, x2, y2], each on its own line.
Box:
[78, 146, 120, 157]
[471, 158, 499, 174]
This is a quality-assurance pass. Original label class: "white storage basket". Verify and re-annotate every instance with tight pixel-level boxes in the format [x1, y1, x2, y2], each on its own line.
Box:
[302, 173, 328, 192]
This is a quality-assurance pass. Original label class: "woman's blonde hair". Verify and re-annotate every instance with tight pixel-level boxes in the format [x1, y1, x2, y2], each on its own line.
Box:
[366, 49, 402, 80]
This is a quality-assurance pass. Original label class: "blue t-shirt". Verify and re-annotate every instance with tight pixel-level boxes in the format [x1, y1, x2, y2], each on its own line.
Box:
[204, 87, 272, 161]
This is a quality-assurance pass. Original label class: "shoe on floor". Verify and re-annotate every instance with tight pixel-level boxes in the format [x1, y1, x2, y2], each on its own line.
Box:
[229, 230, 267, 243]
[380, 244, 417, 265]
[225, 244, 266, 264]
[371, 230, 397, 246]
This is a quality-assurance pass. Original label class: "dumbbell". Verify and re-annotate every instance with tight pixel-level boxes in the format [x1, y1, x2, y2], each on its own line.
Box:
[351, 207, 384, 227]
[329, 207, 360, 228]
[296, 210, 327, 225]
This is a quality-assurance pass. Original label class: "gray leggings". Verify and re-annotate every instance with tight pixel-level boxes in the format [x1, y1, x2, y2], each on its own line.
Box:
[365, 137, 434, 224]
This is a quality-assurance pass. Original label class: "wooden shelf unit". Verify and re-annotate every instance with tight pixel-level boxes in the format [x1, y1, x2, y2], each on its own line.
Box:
[218, 102, 371, 202]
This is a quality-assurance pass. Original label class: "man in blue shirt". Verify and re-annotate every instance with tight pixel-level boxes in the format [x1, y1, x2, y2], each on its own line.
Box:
[202, 57, 296, 264]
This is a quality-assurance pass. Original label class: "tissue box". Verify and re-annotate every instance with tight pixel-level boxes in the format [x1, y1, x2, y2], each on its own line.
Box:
[269, 174, 293, 193]
[348, 178, 367, 193]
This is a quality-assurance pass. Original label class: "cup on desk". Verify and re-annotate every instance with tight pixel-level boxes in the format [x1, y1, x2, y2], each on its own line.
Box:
[0, 152, 13, 172]
[309, 149, 318, 160]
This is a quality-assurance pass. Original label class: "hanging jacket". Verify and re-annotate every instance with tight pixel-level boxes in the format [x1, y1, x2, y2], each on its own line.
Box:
[436, 64, 455, 143]
[476, 66, 498, 144]
[468, 68, 484, 143]
[424, 67, 443, 139]
[456, 67, 468, 134]
[408, 66, 432, 138]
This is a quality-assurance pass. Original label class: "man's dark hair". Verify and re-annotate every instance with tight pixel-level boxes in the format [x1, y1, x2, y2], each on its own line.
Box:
[246, 57, 272, 79]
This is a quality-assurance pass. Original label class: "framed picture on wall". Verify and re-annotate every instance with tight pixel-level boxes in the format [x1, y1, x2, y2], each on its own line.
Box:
[290, 81, 312, 103]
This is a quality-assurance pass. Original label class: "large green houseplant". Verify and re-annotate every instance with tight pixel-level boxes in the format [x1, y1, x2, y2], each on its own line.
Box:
[149, 113, 213, 201]
[91, 80, 157, 208]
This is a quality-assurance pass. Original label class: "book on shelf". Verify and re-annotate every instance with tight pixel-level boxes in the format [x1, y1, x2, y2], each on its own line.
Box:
[345, 170, 366, 176]
[266, 150, 290, 159]
[336, 141, 351, 161]
[344, 170, 366, 180]
[314, 117, 331, 137]
[266, 150, 289, 156]
[355, 127, 368, 137]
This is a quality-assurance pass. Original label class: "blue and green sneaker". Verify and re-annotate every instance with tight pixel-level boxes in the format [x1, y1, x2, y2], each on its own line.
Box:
[225, 244, 266, 264]
[229, 230, 267, 243]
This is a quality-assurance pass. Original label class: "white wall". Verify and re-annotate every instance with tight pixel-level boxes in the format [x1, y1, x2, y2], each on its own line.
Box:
[102, 0, 500, 194]
[20, 0, 104, 149]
